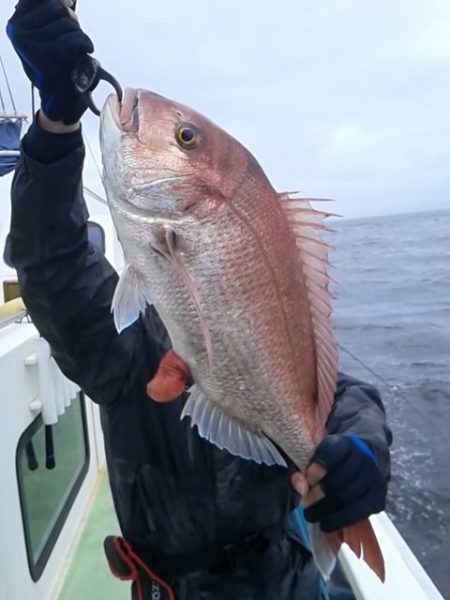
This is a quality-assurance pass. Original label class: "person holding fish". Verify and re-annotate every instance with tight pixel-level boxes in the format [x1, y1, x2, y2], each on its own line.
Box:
[6, 1, 392, 598]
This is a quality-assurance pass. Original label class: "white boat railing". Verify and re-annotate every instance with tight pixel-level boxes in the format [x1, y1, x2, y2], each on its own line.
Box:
[338, 512, 444, 599]
[0, 309, 27, 329]
[0, 298, 27, 330]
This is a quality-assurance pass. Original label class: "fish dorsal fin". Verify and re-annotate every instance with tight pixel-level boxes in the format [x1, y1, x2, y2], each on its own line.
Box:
[181, 386, 287, 467]
[111, 264, 153, 333]
[279, 193, 339, 434]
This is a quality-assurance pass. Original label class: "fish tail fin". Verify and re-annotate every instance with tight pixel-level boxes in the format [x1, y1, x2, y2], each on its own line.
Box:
[341, 519, 386, 582]
[308, 519, 385, 582]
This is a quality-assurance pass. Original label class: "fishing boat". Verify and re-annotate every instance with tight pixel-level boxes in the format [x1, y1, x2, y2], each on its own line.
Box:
[0, 60, 445, 600]
[0, 210, 445, 600]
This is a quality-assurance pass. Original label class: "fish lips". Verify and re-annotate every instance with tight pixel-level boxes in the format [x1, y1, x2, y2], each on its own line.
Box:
[100, 88, 140, 168]
[104, 88, 140, 133]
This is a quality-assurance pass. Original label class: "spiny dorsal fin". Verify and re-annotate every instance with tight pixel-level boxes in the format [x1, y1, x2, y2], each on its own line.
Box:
[279, 193, 339, 434]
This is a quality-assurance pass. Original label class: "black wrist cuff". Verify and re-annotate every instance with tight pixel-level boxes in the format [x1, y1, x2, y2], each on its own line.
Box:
[23, 113, 83, 165]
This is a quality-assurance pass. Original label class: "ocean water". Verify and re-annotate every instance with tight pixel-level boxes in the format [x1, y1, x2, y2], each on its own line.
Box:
[331, 209, 450, 598]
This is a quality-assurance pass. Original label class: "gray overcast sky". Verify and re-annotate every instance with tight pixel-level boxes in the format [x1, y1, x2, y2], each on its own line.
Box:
[0, 0, 449, 219]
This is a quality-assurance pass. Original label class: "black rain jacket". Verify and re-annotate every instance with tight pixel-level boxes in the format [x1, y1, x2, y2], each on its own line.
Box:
[7, 121, 392, 600]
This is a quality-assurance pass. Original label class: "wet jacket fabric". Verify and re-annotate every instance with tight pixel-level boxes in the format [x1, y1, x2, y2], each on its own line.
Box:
[7, 121, 393, 600]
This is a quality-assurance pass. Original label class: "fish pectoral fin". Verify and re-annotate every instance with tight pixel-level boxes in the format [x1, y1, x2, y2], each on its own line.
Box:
[111, 264, 153, 333]
[181, 386, 287, 467]
[153, 225, 213, 373]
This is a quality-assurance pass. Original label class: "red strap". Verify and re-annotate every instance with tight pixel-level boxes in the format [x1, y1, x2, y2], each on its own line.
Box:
[113, 538, 175, 600]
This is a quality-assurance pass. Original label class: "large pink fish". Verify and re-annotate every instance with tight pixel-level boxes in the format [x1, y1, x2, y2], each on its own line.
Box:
[99, 88, 384, 581]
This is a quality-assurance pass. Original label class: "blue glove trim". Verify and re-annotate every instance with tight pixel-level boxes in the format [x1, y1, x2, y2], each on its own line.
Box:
[347, 434, 376, 464]
[6, 22, 43, 88]
[42, 96, 55, 116]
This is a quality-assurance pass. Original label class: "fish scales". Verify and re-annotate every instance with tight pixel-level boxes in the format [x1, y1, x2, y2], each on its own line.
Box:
[114, 161, 318, 467]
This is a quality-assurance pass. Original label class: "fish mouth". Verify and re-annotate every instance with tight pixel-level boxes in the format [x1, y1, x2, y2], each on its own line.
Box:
[106, 88, 139, 133]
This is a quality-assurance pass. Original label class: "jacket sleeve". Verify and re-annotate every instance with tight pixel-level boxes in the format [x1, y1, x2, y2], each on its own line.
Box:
[7, 121, 162, 404]
[326, 373, 393, 481]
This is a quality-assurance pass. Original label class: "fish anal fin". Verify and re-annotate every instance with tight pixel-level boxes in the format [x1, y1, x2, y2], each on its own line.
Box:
[181, 386, 287, 467]
[279, 192, 339, 434]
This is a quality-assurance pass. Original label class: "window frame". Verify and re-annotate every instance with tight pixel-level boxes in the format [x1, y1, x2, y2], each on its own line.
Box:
[3, 280, 21, 302]
[15, 392, 90, 582]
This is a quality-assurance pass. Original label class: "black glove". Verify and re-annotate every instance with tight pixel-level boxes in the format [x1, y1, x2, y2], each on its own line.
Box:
[7, 0, 94, 124]
[303, 434, 387, 532]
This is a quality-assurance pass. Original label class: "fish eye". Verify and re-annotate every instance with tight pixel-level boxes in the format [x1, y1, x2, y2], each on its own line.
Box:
[175, 123, 200, 149]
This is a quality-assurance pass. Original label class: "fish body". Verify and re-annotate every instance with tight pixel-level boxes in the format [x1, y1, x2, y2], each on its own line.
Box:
[99, 89, 383, 580]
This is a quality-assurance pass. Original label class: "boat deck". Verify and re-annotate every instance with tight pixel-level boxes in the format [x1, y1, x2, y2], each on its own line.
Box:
[56, 473, 342, 600]
[57, 474, 128, 600]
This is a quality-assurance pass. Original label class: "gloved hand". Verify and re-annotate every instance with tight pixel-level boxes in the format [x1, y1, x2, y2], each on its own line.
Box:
[7, 0, 94, 124]
[291, 434, 387, 532]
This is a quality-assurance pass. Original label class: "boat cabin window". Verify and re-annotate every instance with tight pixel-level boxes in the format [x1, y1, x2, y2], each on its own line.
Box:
[16, 393, 89, 581]
[87, 221, 106, 254]
[3, 280, 20, 302]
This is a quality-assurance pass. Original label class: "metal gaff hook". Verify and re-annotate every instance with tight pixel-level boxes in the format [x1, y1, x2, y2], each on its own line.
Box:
[70, 0, 122, 116]
[71, 56, 123, 116]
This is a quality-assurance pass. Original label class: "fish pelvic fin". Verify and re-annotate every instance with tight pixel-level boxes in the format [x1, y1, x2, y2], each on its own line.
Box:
[279, 193, 339, 435]
[181, 385, 287, 467]
[308, 519, 385, 583]
[111, 264, 153, 333]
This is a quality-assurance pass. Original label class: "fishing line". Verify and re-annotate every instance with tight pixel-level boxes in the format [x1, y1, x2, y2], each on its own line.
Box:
[0, 83, 6, 114]
[337, 343, 393, 389]
[0, 52, 17, 113]
[82, 132, 108, 208]
[83, 131, 103, 182]
[0, 63, 6, 114]
[337, 342, 446, 439]
[83, 185, 108, 206]
[31, 83, 36, 116]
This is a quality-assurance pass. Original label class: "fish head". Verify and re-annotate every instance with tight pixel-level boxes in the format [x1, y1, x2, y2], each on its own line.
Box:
[100, 88, 272, 215]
